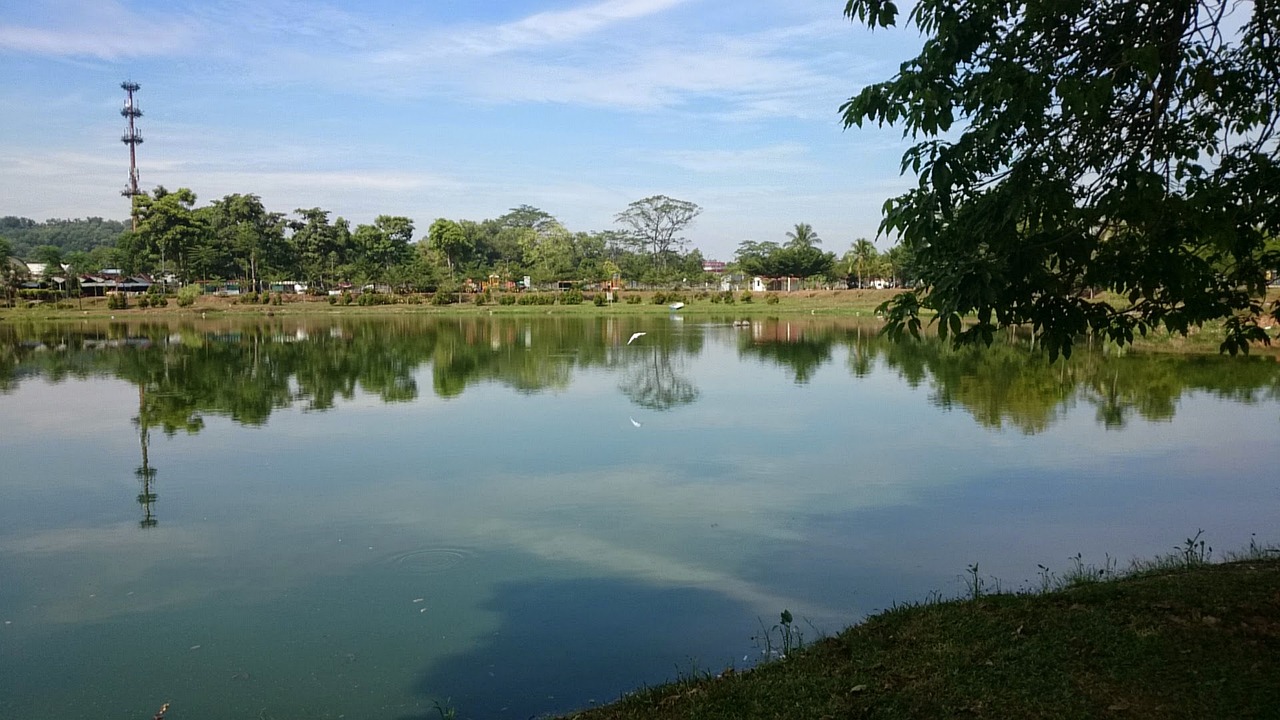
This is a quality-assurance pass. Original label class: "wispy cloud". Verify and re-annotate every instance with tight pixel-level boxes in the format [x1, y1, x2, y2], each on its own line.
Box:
[452, 0, 691, 55]
[649, 143, 816, 174]
[0, 1, 195, 59]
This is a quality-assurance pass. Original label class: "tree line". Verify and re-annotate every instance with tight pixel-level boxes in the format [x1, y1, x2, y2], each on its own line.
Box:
[2, 193, 913, 300]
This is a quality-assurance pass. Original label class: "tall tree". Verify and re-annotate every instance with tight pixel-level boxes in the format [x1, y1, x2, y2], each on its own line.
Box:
[844, 238, 878, 288]
[615, 195, 702, 271]
[843, 0, 1280, 358]
[133, 187, 202, 282]
[786, 222, 822, 248]
[353, 215, 415, 284]
[289, 208, 346, 290]
[206, 194, 287, 291]
[427, 218, 470, 277]
[735, 240, 783, 278]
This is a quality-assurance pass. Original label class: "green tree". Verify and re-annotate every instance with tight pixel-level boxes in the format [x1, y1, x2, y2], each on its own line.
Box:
[352, 215, 414, 285]
[844, 238, 878, 288]
[206, 194, 288, 291]
[33, 245, 67, 298]
[289, 208, 347, 290]
[843, 0, 1280, 358]
[132, 187, 203, 283]
[735, 240, 783, 278]
[427, 218, 471, 278]
[615, 195, 702, 272]
[785, 222, 822, 248]
[0, 238, 27, 306]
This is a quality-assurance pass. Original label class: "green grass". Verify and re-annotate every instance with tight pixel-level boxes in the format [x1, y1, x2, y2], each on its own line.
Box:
[559, 551, 1280, 720]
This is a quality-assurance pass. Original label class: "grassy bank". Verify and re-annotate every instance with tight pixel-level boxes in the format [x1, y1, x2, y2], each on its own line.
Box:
[0, 288, 899, 320]
[560, 550, 1280, 720]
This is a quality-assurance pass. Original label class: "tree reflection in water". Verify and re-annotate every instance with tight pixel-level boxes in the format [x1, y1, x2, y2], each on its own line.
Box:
[0, 316, 1275, 438]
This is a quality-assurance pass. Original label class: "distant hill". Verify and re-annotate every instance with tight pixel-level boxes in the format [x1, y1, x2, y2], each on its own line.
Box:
[0, 216, 128, 259]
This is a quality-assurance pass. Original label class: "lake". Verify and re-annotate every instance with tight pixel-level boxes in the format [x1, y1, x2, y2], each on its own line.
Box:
[1, 314, 1277, 719]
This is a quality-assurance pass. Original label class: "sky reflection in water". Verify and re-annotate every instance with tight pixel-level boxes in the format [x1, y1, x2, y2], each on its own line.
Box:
[0, 316, 1277, 719]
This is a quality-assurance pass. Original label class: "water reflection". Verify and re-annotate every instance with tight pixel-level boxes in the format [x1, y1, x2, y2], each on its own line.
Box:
[2, 315, 1278, 720]
[2, 317, 1278, 436]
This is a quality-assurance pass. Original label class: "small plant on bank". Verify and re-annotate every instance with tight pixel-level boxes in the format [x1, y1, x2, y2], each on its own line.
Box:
[625, 294, 642, 304]
[1062, 552, 1117, 586]
[498, 294, 516, 306]
[740, 291, 754, 303]
[965, 562, 984, 599]
[592, 293, 606, 306]
[431, 290, 453, 305]
[752, 609, 804, 662]
[765, 292, 780, 305]
[1180, 528, 1212, 567]
[562, 288, 585, 305]
[107, 292, 128, 310]
[651, 291, 668, 305]
[719, 290, 735, 304]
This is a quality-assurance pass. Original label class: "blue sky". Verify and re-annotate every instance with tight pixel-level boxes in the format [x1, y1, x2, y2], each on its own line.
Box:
[0, 0, 925, 261]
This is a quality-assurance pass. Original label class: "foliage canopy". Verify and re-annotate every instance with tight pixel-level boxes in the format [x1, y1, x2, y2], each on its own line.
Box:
[842, 0, 1280, 358]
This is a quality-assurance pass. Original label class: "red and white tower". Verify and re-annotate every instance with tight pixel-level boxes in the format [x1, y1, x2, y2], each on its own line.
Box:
[120, 81, 143, 230]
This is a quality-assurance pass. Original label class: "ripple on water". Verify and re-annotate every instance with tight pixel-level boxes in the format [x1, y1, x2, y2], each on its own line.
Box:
[383, 548, 471, 575]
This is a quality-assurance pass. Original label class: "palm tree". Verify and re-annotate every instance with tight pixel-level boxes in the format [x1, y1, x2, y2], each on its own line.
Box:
[847, 238, 878, 288]
[785, 222, 821, 248]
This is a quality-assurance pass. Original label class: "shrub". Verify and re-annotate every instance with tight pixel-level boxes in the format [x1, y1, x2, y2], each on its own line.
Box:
[740, 291, 754, 304]
[765, 292, 780, 305]
[710, 292, 722, 304]
[593, 293, 606, 306]
[719, 290, 735, 305]
[652, 291, 668, 305]
[499, 294, 517, 306]
[328, 294, 338, 305]
[176, 286, 200, 307]
[272, 293, 283, 306]
[562, 288, 584, 305]
[340, 292, 354, 305]
[107, 293, 128, 310]
[626, 294, 642, 304]
[430, 290, 453, 305]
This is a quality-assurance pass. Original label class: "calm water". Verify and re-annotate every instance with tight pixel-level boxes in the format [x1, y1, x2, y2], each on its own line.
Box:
[1, 315, 1277, 719]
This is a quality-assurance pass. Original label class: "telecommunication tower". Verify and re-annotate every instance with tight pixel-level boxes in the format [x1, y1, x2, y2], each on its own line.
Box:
[120, 81, 144, 230]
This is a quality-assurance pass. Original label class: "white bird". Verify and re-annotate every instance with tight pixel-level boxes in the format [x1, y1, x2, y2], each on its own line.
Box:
[630, 417, 642, 428]
[627, 332, 646, 345]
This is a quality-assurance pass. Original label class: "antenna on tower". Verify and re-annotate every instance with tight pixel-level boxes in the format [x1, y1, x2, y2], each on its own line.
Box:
[120, 81, 144, 230]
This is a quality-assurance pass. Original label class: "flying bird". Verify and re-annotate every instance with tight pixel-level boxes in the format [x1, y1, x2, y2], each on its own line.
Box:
[627, 332, 646, 345]
[630, 417, 642, 428]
